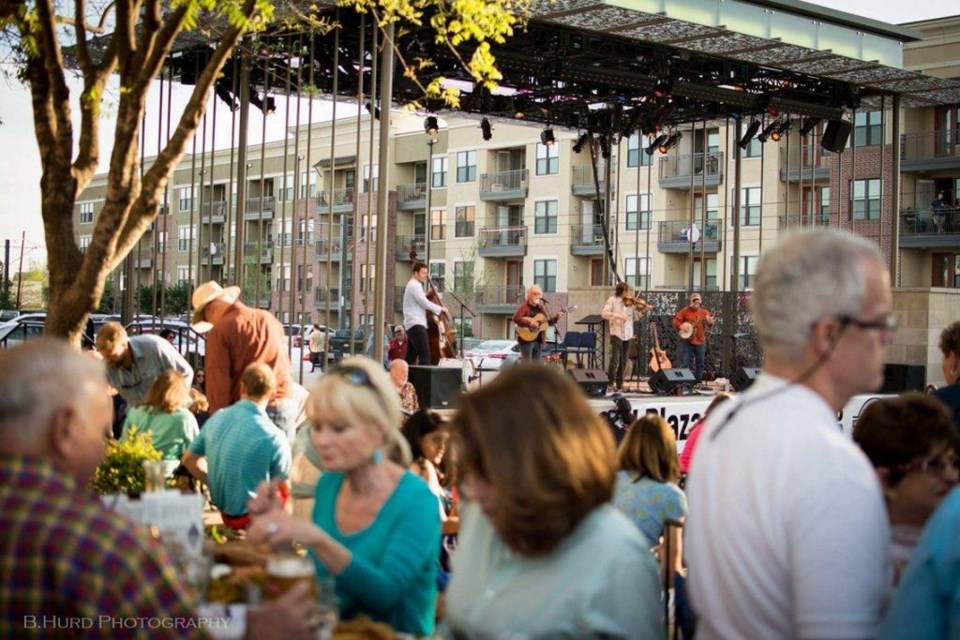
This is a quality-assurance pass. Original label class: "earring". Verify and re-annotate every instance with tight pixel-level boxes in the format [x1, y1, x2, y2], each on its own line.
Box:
[372, 449, 384, 465]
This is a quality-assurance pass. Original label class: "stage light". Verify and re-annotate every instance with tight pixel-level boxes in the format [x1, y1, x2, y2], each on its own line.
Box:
[800, 117, 820, 136]
[572, 132, 590, 154]
[540, 128, 556, 146]
[658, 132, 682, 154]
[424, 116, 439, 135]
[480, 118, 493, 141]
[770, 119, 792, 142]
[598, 134, 610, 159]
[365, 102, 380, 120]
[646, 134, 668, 156]
[653, 79, 674, 99]
[757, 119, 780, 143]
[738, 120, 761, 149]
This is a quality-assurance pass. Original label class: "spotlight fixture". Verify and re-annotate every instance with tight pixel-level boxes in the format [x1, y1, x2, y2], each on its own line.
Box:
[770, 118, 792, 142]
[424, 116, 439, 135]
[480, 118, 493, 141]
[653, 78, 674, 99]
[249, 92, 276, 115]
[572, 131, 590, 154]
[738, 120, 761, 149]
[658, 131, 682, 154]
[757, 119, 781, 144]
[598, 134, 610, 159]
[364, 101, 380, 121]
[646, 134, 668, 156]
[540, 128, 556, 146]
[800, 117, 820, 136]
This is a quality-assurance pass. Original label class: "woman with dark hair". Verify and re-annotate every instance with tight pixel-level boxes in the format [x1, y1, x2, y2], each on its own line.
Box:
[444, 364, 662, 638]
[854, 393, 959, 586]
[121, 370, 199, 476]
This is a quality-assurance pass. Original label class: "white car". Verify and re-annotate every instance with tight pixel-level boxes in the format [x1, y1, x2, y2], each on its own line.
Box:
[461, 339, 522, 388]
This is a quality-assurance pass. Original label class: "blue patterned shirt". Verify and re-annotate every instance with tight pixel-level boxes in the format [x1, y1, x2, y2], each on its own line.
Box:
[613, 470, 688, 546]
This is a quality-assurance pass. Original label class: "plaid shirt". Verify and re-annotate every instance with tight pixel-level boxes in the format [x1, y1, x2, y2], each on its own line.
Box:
[0, 456, 202, 638]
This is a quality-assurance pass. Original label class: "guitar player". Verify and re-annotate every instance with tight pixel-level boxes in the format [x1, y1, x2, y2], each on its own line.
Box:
[602, 282, 652, 393]
[672, 292, 715, 384]
[513, 285, 565, 363]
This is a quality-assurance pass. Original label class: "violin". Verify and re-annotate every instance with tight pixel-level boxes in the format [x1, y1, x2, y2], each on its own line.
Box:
[623, 290, 652, 312]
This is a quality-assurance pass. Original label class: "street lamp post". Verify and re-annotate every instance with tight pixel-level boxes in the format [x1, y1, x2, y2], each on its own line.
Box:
[425, 135, 437, 267]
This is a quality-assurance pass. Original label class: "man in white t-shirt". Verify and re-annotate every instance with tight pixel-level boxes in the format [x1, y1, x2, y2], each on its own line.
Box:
[686, 229, 896, 639]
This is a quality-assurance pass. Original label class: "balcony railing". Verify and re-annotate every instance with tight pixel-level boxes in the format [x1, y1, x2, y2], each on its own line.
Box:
[901, 131, 960, 170]
[479, 169, 529, 200]
[570, 223, 605, 256]
[200, 201, 227, 224]
[779, 145, 831, 182]
[244, 196, 275, 219]
[571, 164, 608, 196]
[778, 213, 830, 229]
[314, 287, 353, 309]
[478, 226, 527, 257]
[899, 208, 960, 248]
[200, 242, 225, 265]
[656, 219, 722, 253]
[242, 242, 273, 263]
[473, 285, 525, 313]
[396, 183, 427, 210]
[396, 235, 426, 261]
[659, 152, 724, 188]
[316, 188, 356, 213]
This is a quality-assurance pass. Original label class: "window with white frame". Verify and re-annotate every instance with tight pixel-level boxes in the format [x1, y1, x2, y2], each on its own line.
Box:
[431, 209, 446, 241]
[78, 235, 92, 252]
[740, 187, 761, 226]
[277, 174, 294, 201]
[79, 202, 94, 224]
[694, 258, 718, 289]
[178, 225, 196, 252]
[739, 255, 759, 289]
[360, 263, 376, 293]
[851, 179, 881, 220]
[742, 136, 762, 158]
[534, 200, 558, 234]
[533, 259, 557, 293]
[360, 214, 378, 243]
[157, 231, 167, 254]
[454, 261, 474, 292]
[298, 218, 314, 245]
[429, 262, 446, 290]
[625, 194, 652, 231]
[276, 263, 291, 292]
[301, 171, 317, 199]
[456, 151, 477, 183]
[177, 265, 194, 285]
[455, 205, 475, 238]
[363, 164, 379, 193]
[276, 219, 293, 247]
[624, 257, 650, 288]
[536, 143, 559, 175]
[626, 134, 653, 167]
[179, 187, 194, 212]
[432, 156, 448, 188]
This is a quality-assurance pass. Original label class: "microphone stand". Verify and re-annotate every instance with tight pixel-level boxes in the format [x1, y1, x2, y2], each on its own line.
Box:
[432, 279, 477, 354]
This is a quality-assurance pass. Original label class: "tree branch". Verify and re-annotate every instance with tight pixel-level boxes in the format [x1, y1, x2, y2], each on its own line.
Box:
[72, 0, 93, 75]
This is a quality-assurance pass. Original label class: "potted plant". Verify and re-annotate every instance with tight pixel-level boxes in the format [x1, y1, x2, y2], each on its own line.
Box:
[91, 427, 162, 496]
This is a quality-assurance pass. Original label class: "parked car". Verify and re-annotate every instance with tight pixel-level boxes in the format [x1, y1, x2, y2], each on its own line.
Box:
[125, 319, 206, 368]
[0, 313, 97, 350]
[328, 328, 367, 362]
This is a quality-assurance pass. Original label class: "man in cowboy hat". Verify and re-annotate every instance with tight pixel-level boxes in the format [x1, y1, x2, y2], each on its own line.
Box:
[191, 281, 297, 439]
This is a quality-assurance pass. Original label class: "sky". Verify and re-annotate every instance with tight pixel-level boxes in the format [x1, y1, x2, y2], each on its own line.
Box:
[0, 0, 957, 269]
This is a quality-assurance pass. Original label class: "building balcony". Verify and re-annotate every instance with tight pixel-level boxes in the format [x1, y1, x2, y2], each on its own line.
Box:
[314, 287, 352, 311]
[396, 235, 425, 261]
[474, 285, 525, 314]
[478, 226, 527, 258]
[779, 147, 831, 182]
[901, 132, 960, 172]
[570, 223, 609, 256]
[394, 285, 404, 313]
[571, 164, 609, 196]
[899, 209, 960, 249]
[396, 183, 427, 211]
[243, 196, 274, 220]
[242, 242, 273, 264]
[479, 169, 528, 201]
[316, 188, 356, 214]
[315, 237, 347, 262]
[200, 242, 225, 265]
[659, 152, 724, 189]
[137, 257, 153, 269]
[778, 213, 830, 230]
[657, 219, 722, 253]
[200, 201, 227, 224]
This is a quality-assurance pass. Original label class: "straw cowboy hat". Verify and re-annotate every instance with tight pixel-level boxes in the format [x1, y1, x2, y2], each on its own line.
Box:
[191, 281, 241, 331]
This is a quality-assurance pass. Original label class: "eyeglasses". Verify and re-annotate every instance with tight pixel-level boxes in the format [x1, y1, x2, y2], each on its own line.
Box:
[837, 313, 899, 332]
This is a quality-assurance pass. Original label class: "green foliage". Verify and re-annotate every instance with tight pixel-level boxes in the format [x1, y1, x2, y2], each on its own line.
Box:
[98, 277, 118, 314]
[135, 281, 190, 315]
[91, 427, 162, 496]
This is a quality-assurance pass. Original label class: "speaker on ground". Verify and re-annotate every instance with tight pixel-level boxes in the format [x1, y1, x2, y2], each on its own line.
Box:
[880, 364, 926, 394]
[568, 369, 609, 398]
[409, 365, 462, 408]
[648, 368, 696, 395]
[821, 120, 852, 153]
[730, 367, 762, 392]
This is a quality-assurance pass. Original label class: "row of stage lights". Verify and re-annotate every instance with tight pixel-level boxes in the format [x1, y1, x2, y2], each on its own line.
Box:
[738, 116, 820, 149]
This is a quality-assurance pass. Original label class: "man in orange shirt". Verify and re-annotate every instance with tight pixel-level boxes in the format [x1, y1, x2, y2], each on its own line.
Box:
[672, 292, 714, 383]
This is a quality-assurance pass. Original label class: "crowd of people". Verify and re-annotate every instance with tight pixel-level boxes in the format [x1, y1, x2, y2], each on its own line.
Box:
[4, 227, 960, 638]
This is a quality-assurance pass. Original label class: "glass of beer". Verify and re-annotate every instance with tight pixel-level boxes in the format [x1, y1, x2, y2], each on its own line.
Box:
[264, 553, 317, 601]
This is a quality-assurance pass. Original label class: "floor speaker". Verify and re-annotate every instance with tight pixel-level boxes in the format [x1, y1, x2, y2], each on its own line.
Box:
[409, 365, 462, 408]
[821, 120, 852, 153]
[568, 369, 609, 397]
[649, 368, 696, 395]
[731, 367, 762, 392]
[880, 364, 926, 394]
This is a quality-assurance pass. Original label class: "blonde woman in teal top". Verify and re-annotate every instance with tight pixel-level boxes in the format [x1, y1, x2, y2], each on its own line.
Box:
[121, 370, 199, 476]
[247, 357, 440, 636]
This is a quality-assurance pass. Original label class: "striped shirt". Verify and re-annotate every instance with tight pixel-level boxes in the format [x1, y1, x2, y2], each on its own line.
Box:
[0, 456, 199, 638]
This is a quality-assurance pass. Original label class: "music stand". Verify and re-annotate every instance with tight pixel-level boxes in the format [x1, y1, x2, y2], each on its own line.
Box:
[575, 314, 604, 369]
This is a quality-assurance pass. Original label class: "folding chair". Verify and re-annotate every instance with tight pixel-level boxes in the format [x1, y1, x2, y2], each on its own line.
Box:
[578, 331, 598, 369]
[560, 331, 582, 368]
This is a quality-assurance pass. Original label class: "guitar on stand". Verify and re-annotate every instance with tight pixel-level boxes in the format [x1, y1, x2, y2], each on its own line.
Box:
[649, 323, 672, 373]
[515, 304, 578, 342]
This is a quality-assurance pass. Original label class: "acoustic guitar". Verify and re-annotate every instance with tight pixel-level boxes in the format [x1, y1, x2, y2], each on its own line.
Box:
[516, 304, 577, 342]
[649, 323, 672, 373]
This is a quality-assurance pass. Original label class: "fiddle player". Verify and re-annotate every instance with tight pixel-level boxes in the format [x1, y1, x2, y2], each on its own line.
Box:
[404, 261, 449, 366]
[602, 282, 651, 393]
[513, 285, 565, 363]
[672, 292, 714, 384]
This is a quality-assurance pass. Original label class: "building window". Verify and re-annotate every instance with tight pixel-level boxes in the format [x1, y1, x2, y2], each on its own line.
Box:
[363, 164, 379, 193]
[854, 111, 882, 147]
[695, 258, 718, 290]
[276, 219, 293, 247]
[414, 162, 427, 186]
[739, 255, 758, 290]
[179, 187, 194, 212]
[740, 187, 761, 226]
[299, 172, 317, 199]
[590, 258, 604, 287]
[157, 231, 167, 255]
[534, 200, 558, 234]
[177, 265, 194, 285]
[360, 264, 376, 293]
[851, 179, 881, 220]
[625, 194, 651, 231]
[534, 259, 557, 293]
[932, 253, 960, 288]
[430, 262, 446, 290]
[431, 209, 446, 241]
[820, 187, 831, 224]
[432, 156, 448, 188]
[278, 173, 294, 202]
[624, 257, 650, 288]
[78, 235, 92, 252]
[79, 202, 94, 224]
[360, 214, 378, 243]
[536, 143, 559, 175]
[454, 261, 473, 292]
[455, 205, 475, 238]
[178, 225, 196, 252]
[742, 137, 762, 158]
[276, 263, 291, 292]
[626, 134, 653, 167]
[456, 151, 477, 183]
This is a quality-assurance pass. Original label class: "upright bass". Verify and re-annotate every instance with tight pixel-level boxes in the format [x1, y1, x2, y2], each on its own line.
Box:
[412, 250, 458, 364]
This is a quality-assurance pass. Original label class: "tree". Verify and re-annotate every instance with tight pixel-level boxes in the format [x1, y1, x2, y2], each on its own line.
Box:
[1, 0, 527, 346]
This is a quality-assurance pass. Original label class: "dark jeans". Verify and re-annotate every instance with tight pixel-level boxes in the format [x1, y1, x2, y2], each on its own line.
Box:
[405, 325, 431, 366]
[518, 339, 542, 362]
[607, 336, 630, 388]
[681, 342, 706, 382]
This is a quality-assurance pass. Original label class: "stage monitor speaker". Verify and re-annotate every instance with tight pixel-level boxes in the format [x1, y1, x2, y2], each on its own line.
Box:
[821, 120, 852, 153]
[568, 369, 609, 397]
[880, 364, 926, 394]
[730, 367, 762, 392]
[649, 368, 696, 395]
[409, 365, 462, 408]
